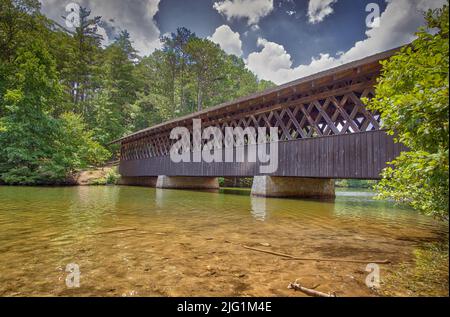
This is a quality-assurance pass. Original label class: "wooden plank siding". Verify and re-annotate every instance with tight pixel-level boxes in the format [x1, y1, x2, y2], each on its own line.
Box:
[119, 130, 406, 180]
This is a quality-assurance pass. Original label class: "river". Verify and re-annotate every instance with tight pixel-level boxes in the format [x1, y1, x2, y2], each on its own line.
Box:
[0, 186, 447, 297]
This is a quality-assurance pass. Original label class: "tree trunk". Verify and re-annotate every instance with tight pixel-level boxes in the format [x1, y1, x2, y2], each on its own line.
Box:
[197, 75, 203, 112]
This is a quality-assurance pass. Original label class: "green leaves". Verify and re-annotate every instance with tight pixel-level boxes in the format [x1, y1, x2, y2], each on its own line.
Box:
[0, 13, 109, 185]
[0, 1, 274, 185]
[59, 113, 110, 169]
[367, 3, 449, 220]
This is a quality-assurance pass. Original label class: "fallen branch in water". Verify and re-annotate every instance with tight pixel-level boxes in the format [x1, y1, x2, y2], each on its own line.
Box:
[241, 245, 390, 264]
[95, 228, 137, 235]
[283, 258, 391, 264]
[242, 245, 297, 258]
[288, 280, 336, 297]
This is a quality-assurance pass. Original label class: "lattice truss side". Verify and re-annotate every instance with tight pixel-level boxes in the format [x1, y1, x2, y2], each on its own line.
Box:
[120, 82, 381, 161]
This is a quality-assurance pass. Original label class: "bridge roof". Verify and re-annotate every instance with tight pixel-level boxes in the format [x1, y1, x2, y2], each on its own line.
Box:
[112, 47, 401, 144]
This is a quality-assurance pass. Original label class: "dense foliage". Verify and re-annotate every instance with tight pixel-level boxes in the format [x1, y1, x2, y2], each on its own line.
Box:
[0, 0, 274, 184]
[367, 4, 449, 220]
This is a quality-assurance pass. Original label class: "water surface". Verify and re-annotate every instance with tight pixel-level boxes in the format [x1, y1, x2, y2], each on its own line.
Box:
[0, 186, 446, 296]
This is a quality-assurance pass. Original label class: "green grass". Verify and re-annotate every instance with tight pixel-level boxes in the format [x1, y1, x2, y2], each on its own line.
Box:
[381, 241, 449, 296]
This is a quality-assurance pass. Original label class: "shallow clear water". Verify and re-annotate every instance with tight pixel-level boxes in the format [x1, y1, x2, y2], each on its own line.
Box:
[0, 186, 446, 297]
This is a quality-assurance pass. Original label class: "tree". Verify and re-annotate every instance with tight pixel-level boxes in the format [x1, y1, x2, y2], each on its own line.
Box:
[58, 112, 110, 169]
[97, 30, 138, 141]
[185, 38, 226, 111]
[0, 39, 68, 184]
[0, 0, 42, 112]
[131, 52, 173, 131]
[161, 27, 196, 113]
[366, 4, 449, 220]
[214, 54, 275, 106]
[0, 9, 109, 184]
[131, 50, 175, 129]
[0, 0, 42, 62]
[66, 7, 103, 108]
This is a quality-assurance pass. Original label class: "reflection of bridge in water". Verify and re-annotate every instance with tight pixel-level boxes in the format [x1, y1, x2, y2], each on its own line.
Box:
[112, 48, 406, 199]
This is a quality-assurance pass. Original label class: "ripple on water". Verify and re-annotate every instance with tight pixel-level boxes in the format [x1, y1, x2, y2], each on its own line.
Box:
[0, 186, 446, 297]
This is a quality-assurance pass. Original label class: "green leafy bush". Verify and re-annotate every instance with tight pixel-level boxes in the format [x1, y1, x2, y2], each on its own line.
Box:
[105, 168, 120, 185]
[366, 4, 449, 219]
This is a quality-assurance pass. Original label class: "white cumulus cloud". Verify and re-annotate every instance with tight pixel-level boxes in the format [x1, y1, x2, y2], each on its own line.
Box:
[246, 38, 293, 83]
[247, 0, 446, 84]
[39, 0, 162, 56]
[208, 25, 243, 56]
[213, 0, 274, 25]
[307, 0, 338, 24]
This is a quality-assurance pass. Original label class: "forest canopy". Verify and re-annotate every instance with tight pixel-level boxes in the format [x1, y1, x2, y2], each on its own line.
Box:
[0, 0, 274, 185]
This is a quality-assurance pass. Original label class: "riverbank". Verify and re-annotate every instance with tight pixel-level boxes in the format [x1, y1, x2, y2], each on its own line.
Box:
[0, 169, 377, 190]
[382, 241, 449, 296]
[74, 167, 120, 186]
[0, 167, 120, 187]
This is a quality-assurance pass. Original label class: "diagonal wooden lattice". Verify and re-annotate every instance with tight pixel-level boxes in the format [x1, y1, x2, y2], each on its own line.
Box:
[120, 82, 381, 161]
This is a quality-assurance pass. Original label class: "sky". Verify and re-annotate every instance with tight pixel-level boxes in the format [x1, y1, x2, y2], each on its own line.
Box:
[39, 0, 446, 85]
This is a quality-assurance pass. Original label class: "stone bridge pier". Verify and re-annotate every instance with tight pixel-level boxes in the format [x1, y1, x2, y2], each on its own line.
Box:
[251, 176, 335, 199]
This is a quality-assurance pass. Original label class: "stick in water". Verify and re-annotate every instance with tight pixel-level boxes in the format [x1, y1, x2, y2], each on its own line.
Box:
[288, 280, 336, 297]
[241, 245, 390, 264]
[95, 228, 137, 235]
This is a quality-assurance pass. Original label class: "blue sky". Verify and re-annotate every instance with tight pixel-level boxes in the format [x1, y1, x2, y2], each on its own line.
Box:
[40, 0, 446, 84]
[156, 0, 389, 65]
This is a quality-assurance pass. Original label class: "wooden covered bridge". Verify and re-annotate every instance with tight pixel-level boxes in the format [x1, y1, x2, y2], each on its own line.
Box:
[112, 48, 406, 198]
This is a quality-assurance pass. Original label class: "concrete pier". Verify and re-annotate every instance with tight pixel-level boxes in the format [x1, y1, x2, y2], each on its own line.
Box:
[251, 176, 335, 199]
[156, 176, 220, 190]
